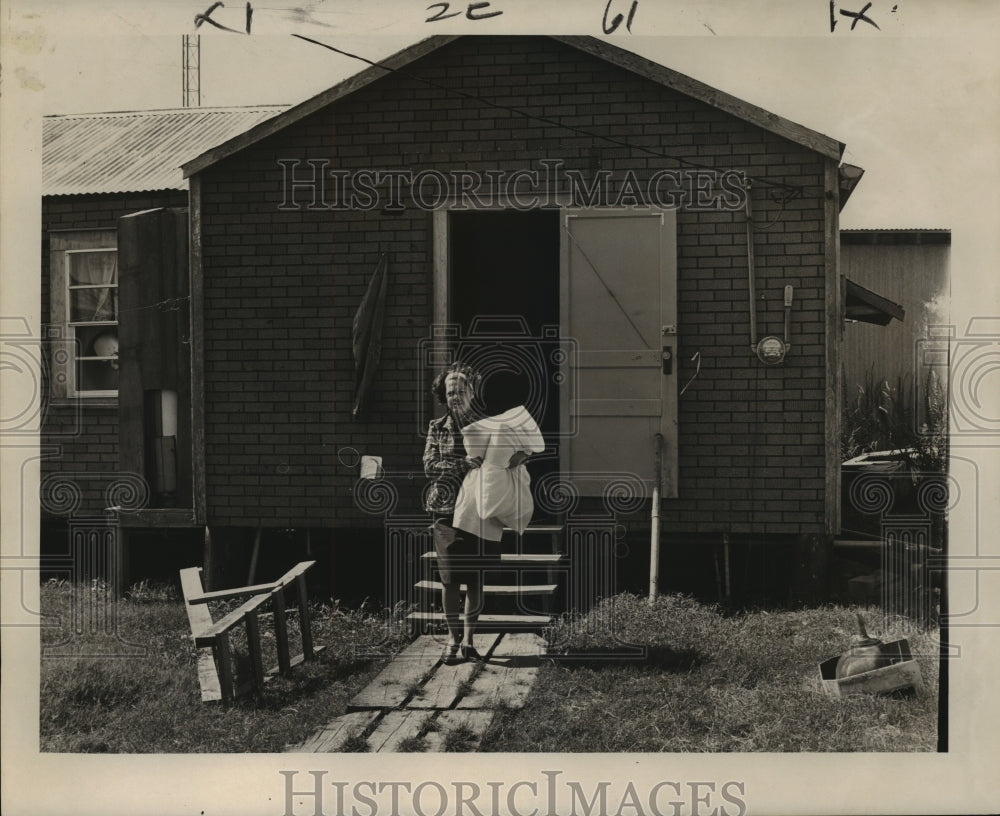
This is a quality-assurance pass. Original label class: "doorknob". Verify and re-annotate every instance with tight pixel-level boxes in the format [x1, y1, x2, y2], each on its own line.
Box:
[662, 346, 673, 375]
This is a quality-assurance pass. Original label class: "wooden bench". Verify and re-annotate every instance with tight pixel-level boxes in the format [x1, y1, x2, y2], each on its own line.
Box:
[179, 560, 324, 702]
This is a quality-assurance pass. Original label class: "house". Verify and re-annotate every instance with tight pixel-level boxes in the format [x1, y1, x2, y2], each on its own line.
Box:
[40, 106, 286, 580]
[47, 35, 911, 606]
[156, 33, 914, 607]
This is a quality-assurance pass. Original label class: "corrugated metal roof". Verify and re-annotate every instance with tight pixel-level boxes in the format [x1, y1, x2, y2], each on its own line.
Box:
[43, 106, 287, 196]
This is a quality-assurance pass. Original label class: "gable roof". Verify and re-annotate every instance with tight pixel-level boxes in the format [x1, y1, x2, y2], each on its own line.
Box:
[44, 106, 287, 196]
[182, 35, 844, 179]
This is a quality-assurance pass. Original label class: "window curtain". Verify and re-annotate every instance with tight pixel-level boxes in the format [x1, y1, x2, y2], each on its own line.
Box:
[69, 251, 117, 323]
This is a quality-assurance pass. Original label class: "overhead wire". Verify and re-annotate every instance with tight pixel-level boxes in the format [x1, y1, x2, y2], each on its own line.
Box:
[290, 34, 806, 203]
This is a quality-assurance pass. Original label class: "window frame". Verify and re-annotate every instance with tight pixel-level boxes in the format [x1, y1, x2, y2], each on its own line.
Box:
[49, 229, 119, 401]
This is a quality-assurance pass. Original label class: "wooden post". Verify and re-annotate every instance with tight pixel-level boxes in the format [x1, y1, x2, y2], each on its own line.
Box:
[272, 587, 291, 675]
[713, 544, 723, 603]
[112, 519, 129, 598]
[203, 526, 214, 591]
[245, 609, 265, 696]
[296, 573, 314, 661]
[215, 632, 235, 701]
[247, 524, 262, 585]
[723, 533, 732, 602]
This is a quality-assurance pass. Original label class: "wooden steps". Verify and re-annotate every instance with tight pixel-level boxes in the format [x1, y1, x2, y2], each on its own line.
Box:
[405, 611, 553, 629]
[407, 523, 565, 633]
[419, 551, 563, 564]
[286, 633, 546, 753]
[414, 580, 557, 595]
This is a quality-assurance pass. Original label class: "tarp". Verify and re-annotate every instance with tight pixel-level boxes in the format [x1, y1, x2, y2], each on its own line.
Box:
[351, 253, 389, 420]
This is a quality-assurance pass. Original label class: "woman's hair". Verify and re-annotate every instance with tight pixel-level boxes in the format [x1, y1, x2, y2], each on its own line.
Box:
[430, 362, 482, 405]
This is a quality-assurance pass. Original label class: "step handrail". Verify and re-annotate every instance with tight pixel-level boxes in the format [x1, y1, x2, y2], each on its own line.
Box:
[180, 560, 322, 702]
[186, 560, 315, 604]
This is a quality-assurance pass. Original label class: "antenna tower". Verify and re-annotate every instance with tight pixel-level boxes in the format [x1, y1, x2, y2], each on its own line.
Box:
[182, 35, 201, 107]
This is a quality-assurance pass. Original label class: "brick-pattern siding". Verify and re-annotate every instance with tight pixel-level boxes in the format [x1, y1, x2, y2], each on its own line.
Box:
[40, 191, 187, 518]
[198, 36, 832, 534]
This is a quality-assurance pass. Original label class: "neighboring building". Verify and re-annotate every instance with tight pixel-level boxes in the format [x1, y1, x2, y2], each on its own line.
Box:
[40, 106, 286, 573]
[841, 229, 951, 431]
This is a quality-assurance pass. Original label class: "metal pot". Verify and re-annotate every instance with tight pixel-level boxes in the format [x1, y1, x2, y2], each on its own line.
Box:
[835, 614, 892, 679]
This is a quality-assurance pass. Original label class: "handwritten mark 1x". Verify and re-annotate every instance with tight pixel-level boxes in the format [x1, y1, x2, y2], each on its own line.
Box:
[839, 2, 880, 31]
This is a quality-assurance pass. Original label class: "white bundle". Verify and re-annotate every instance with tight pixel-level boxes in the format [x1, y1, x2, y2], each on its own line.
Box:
[452, 406, 545, 541]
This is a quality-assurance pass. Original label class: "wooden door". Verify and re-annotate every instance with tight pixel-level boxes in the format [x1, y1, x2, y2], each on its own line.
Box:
[560, 209, 678, 498]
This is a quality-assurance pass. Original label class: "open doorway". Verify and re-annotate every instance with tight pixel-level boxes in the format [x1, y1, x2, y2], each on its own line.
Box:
[447, 209, 561, 508]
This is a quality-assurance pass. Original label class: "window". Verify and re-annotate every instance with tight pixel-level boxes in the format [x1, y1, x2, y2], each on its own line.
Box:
[49, 230, 119, 399]
[67, 248, 119, 394]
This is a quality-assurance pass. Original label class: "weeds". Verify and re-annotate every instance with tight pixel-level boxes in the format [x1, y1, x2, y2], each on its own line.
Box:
[482, 595, 940, 753]
[395, 734, 427, 753]
[39, 579, 407, 753]
[40, 580, 940, 754]
[841, 367, 947, 473]
[442, 723, 479, 752]
[339, 731, 371, 753]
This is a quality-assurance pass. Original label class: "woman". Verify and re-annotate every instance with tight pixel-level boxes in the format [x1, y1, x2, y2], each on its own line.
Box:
[423, 364, 490, 664]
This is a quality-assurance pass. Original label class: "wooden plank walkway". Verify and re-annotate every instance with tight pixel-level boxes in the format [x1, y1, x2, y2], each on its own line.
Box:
[296, 710, 380, 753]
[457, 633, 543, 710]
[285, 632, 545, 753]
[347, 634, 443, 710]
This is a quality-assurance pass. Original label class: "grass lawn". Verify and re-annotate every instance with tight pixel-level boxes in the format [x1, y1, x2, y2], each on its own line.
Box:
[39, 579, 410, 753]
[39, 582, 939, 753]
[482, 594, 940, 752]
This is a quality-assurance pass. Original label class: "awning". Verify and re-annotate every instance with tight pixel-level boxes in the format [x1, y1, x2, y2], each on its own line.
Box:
[838, 163, 865, 211]
[845, 278, 905, 325]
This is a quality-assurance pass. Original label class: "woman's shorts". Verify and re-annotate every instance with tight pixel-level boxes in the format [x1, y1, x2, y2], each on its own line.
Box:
[432, 518, 500, 587]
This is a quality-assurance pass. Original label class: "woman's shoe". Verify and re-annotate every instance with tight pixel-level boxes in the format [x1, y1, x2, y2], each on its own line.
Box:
[442, 644, 463, 665]
[460, 645, 485, 662]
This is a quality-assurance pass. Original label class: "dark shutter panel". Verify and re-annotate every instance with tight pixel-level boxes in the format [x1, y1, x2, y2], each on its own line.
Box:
[117, 208, 192, 508]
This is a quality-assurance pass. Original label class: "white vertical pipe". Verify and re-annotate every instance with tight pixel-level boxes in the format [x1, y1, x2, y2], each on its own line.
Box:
[649, 433, 664, 603]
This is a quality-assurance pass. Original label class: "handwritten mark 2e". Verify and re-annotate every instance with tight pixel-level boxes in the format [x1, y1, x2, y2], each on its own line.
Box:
[426, 2, 503, 23]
